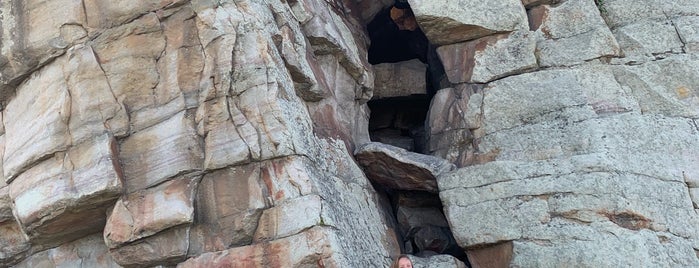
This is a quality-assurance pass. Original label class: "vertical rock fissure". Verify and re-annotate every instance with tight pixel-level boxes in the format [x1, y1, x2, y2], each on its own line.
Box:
[358, 2, 469, 266]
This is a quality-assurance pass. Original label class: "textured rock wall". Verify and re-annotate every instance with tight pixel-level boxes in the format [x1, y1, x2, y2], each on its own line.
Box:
[0, 0, 698, 267]
[420, 0, 699, 266]
[0, 0, 400, 267]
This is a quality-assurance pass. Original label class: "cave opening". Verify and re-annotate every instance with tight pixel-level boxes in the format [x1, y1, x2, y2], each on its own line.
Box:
[362, 2, 469, 266]
[365, 2, 447, 154]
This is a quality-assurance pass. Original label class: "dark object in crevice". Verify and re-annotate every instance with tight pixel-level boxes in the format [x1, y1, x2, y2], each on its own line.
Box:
[368, 95, 430, 153]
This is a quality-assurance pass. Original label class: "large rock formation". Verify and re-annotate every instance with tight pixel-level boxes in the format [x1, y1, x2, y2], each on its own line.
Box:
[0, 0, 698, 267]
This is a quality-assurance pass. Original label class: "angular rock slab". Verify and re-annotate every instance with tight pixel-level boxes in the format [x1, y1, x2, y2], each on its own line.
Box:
[373, 59, 427, 99]
[253, 194, 322, 242]
[529, 0, 620, 67]
[437, 31, 537, 84]
[104, 176, 198, 248]
[407, 0, 528, 45]
[355, 142, 455, 192]
[9, 135, 123, 246]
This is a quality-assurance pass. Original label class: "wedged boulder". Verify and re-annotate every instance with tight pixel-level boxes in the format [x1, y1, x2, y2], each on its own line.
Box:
[9, 135, 123, 246]
[373, 59, 427, 99]
[355, 142, 455, 192]
[437, 31, 537, 84]
[407, 0, 528, 45]
[104, 176, 198, 249]
[12, 234, 120, 268]
[529, 0, 620, 67]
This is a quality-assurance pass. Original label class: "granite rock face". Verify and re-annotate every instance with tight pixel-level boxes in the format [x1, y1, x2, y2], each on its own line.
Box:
[0, 0, 397, 267]
[1, 0, 698, 267]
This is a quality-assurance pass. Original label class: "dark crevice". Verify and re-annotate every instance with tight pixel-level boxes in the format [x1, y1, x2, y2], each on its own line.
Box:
[363, 2, 468, 266]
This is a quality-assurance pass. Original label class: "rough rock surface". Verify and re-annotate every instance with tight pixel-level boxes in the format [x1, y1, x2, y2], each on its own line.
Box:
[1, 0, 698, 266]
[373, 59, 427, 99]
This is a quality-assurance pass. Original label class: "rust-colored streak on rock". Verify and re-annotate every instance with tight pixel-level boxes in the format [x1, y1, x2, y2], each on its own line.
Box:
[467, 241, 514, 268]
[604, 211, 652, 231]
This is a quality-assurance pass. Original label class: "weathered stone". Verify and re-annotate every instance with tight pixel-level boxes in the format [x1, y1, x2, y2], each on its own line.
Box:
[3, 44, 127, 182]
[690, 188, 699, 208]
[0, 186, 11, 222]
[675, 16, 699, 53]
[119, 111, 203, 193]
[0, 0, 87, 101]
[254, 194, 322, 242]
[373, 59, 427, 99]
[0, 220, 30, 267]
[426, 86, 486, 167]
[407, 254, 467, 268]
[466, 242, 513, 268]
[529, 0, 620, 67]
[413, 225, 451, 254]
[105, 176, 198, 248]
[13, 233, 120, 268]
[179, 227, 340, 267]
[521, 0, 559, 8]
[9, 135, 122, 246]
[301, 0, 373, 98]
[611, 55, 699, 118]
[437, 31, 537, 84]
[3, 60, 69, 182]
[396, 206, 449, 236]
[612, 20, 684, 62]
[407, 0, 528, 45]
[197, 97, 252, 170]
[600, 0, 699, 29]
[355, 142, 456, 192]
[189, 166, 267, 253]
[83, 0, 187, 29]
[109, 226, 190, 267]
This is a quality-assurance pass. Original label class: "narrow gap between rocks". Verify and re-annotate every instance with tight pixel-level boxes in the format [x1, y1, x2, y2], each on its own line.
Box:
[360, 2, 470, 266]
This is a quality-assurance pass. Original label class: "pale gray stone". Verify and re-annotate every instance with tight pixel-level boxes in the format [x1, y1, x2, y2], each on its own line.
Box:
[674, 16, 699, 53]
[530, 0, 620, 67]
[613, 20, 684, 62]
[407, 0, 528, 45]
[437, 31, 537, 84]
